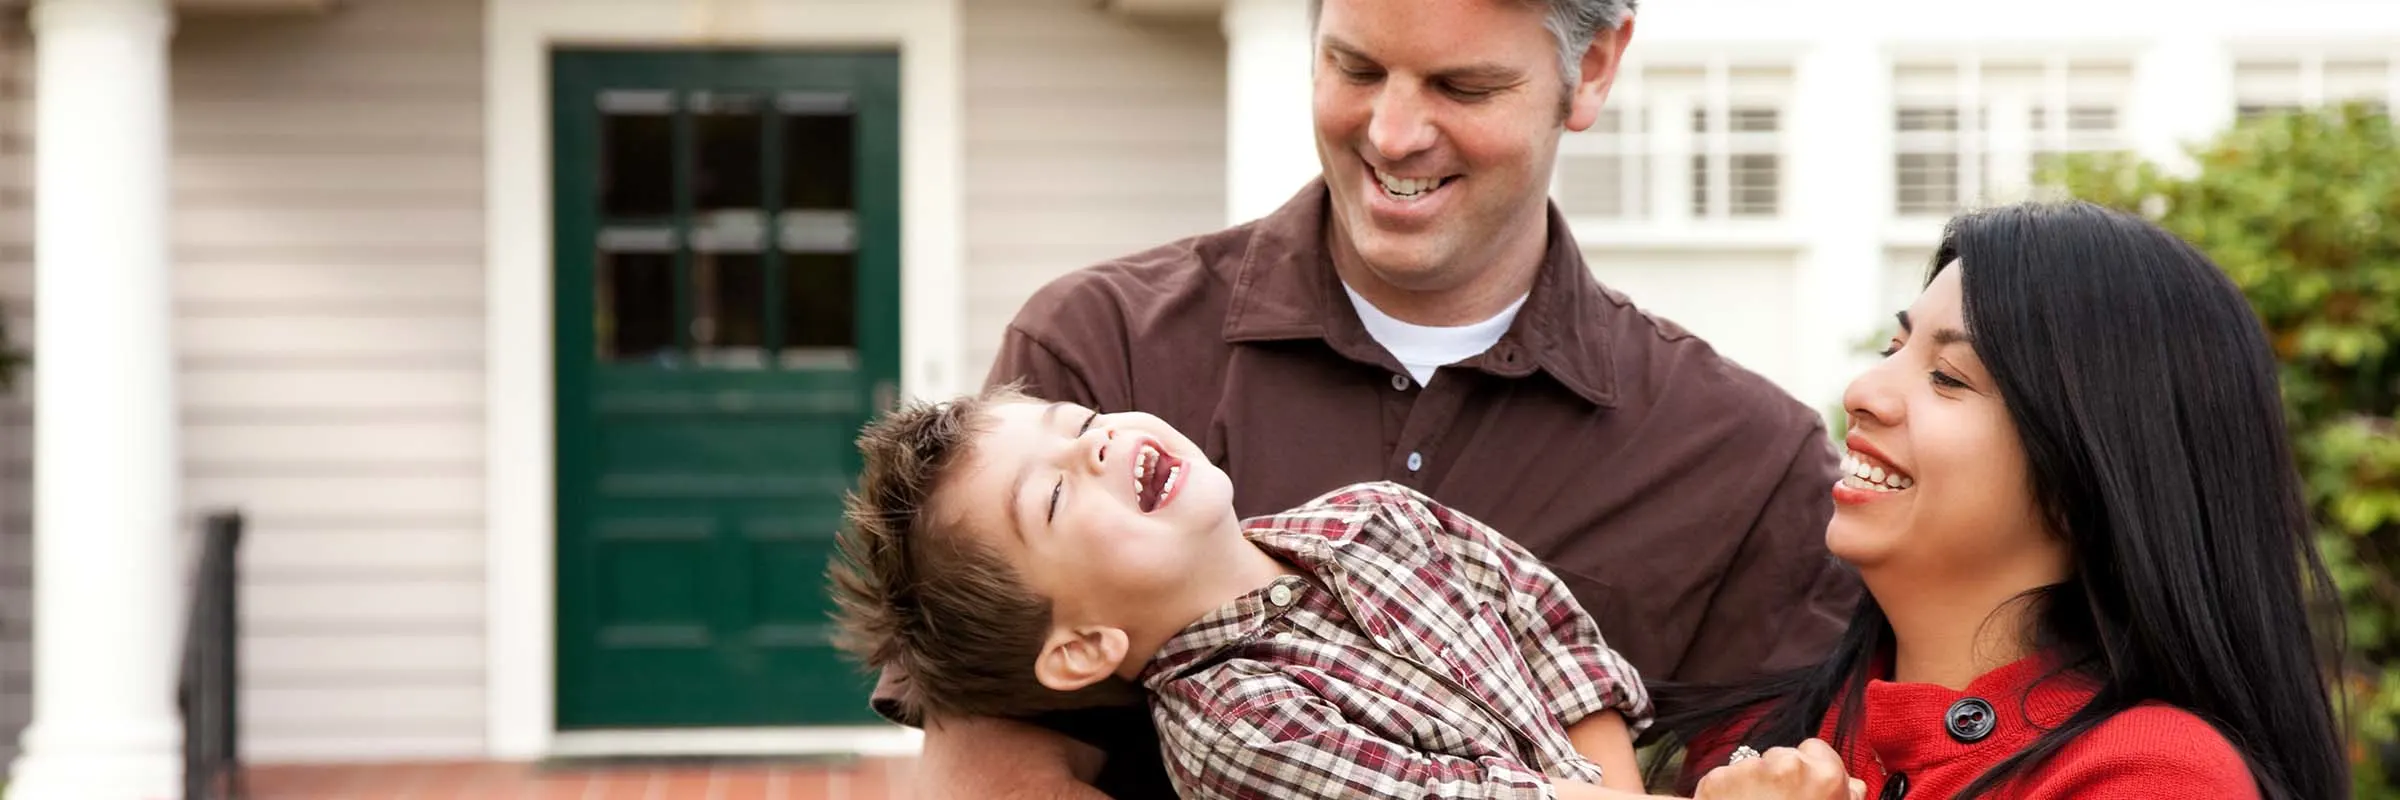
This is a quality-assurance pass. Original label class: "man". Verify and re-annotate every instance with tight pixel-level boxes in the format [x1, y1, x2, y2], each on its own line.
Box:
[869, 0, 1858, 796]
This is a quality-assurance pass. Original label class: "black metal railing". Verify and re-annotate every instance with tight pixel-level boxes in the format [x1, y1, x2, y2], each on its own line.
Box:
[180, 511, 245, 800]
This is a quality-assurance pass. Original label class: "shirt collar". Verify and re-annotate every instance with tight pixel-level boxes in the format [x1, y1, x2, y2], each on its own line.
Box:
[1135, 505, 1447, 691]
[1855, 650, 2098, 770]
[1218, 179, 1620, 408]
[1137, 569, 1317, 692]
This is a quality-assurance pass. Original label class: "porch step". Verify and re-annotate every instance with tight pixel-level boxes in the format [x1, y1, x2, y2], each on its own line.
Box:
[243, 757, 916, 800]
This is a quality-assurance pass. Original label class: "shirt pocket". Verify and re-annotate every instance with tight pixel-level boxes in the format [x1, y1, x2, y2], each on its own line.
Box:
[1553, 567, 1672, 677]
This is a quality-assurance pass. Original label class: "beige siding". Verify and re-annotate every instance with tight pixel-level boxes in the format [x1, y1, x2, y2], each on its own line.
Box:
[960, 0, 1228, 382]
[177, 0, 485, 761]
[0, 6, 32, 768]
[169, 0, 487, 760]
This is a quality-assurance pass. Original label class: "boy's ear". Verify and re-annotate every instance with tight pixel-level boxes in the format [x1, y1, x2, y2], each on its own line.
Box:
[1034, 625, 1130, 693]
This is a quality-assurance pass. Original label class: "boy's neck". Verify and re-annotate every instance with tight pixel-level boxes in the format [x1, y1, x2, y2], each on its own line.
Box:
[1112, 525, 1298, 681]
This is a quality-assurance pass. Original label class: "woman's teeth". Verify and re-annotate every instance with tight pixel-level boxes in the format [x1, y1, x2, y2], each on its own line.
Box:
[1840, 452, 1913, 492]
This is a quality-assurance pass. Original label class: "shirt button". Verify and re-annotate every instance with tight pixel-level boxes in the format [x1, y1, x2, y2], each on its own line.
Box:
[1945, 697, 1996, 743]
[1391, 373, 1411, 391]
[1406, 452, 1423, 472]
[1266, 582, 1296, 608]
[1272, 631, 1293, 643]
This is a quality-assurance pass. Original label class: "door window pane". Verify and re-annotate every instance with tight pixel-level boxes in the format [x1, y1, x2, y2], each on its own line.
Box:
[693, 92, 765, 213]
[783, 253, 857, 368]
[600, 91, 674, 218]
[599, 252, 676, 362]
[694, 254, 766, 369]
[783, 109, 855, 210]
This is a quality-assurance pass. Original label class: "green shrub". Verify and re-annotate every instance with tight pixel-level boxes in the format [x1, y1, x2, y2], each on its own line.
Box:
[2050, 101, 2400, 797]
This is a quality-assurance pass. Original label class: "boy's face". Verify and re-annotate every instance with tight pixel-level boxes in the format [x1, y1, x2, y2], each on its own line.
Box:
[941, 400, 1240, 635]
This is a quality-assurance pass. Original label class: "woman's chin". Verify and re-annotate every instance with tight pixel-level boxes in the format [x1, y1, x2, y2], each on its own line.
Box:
[1824, 520, 1890, 568]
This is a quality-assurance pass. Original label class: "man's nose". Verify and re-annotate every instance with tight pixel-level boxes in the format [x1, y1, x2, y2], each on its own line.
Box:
[1367, 86, 1437, 161]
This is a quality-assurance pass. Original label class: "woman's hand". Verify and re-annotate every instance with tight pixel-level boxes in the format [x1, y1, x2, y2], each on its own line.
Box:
[1692, 739, 1864, 800]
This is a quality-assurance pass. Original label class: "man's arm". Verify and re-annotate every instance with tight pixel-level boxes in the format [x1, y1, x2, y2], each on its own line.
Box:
[917, 715, 1111, 800]
[984, 322, 1105, 405]
[1670, 421, 1858, 685]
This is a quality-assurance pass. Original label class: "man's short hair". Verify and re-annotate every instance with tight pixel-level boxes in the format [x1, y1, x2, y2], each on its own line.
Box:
[827, 385, 1138, 722]
[1307, 0, 1637, 92]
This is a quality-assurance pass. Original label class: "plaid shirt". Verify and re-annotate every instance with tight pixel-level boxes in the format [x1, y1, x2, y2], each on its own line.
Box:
[1137, 482, 1652, 799]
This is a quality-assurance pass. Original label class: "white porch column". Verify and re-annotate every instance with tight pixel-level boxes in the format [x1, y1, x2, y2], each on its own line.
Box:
[1223, 0, 1318, 224]
[2131, 32, 2233, 177]
[1789, 35, 1893, 412]
[8, 0, 182, 798]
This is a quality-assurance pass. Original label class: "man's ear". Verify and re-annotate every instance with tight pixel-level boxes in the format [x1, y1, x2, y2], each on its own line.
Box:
[1565, 18, 1637, 133]
[1034, 626, 1131, 693]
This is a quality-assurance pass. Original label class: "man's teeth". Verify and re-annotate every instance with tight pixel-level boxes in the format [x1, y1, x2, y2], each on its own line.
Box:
[1840, 452, 1914, 492]
[1375, 170, 1441, 197]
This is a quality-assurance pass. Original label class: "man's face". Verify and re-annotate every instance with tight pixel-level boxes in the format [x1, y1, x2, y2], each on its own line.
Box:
[1312, 0, 1627, 294]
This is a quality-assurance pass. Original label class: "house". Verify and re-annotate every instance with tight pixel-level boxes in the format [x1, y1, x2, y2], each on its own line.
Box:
[0, 0, 2394, 797]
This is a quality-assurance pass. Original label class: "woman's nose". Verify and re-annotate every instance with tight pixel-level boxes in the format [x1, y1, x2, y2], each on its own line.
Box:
[1843, 363, 1905, 431]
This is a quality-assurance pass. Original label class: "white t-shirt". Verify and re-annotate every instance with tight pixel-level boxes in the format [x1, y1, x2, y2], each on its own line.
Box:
[1342, 282, 1529, 387]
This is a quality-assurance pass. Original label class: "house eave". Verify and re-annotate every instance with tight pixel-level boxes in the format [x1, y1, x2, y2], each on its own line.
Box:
[176, 0, 342, 14]
[1103, 0, 1223, 21]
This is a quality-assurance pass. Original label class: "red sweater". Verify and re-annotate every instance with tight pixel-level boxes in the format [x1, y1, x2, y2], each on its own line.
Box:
[1691, 653, 2259, 798]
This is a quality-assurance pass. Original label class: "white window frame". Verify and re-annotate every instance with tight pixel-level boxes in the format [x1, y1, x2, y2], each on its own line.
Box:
[1891, 54, 2134, 219]
[2234, 52, 2396, 120]
[1552, 53, 1793, 229]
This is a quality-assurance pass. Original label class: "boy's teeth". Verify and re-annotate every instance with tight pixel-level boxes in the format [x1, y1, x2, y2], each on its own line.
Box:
[1133, 447, 1157, 494]
[1161, 466, 1181, 501]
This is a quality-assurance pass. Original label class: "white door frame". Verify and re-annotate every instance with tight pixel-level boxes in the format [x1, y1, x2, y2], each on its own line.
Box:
[482, 0, 966, 760]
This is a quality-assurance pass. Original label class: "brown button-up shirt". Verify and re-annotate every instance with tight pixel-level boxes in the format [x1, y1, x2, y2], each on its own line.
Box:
[874, 179, 1858, 797]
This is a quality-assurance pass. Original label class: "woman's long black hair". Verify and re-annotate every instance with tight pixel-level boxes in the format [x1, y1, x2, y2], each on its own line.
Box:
[1643, 201, 2350, 799]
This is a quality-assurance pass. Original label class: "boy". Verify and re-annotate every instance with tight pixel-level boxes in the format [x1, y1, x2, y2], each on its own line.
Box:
[828, 387, 1658, 799]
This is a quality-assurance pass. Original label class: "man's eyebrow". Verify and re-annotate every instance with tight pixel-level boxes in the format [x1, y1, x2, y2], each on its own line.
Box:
[1320, 36, 1522, 83]
[1004, 402, 1067, 545]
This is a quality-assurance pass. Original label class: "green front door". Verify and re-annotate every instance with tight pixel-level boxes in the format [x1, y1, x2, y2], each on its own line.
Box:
[552, 50, 899, 728]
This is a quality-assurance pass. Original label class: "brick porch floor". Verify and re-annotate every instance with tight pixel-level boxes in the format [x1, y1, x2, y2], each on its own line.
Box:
[242, 757, 918, 800]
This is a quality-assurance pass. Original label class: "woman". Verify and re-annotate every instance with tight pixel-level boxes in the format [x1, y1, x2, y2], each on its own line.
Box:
[1652, 201, 2351, 799]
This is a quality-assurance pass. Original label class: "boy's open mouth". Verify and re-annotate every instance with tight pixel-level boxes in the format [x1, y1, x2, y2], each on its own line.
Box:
[1133, 442, 1184, 513]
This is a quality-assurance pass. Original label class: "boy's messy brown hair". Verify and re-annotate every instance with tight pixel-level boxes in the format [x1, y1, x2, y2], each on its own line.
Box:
[826, 385, 1137, 723]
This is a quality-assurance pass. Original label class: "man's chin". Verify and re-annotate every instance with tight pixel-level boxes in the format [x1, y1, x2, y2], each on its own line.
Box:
[1346, 244, 1454, 290]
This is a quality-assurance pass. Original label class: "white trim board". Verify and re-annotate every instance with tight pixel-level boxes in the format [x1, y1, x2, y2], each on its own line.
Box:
[483, 0, 967, 760]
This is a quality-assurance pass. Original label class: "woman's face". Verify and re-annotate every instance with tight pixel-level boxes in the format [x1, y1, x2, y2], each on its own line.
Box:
[1830, 263, 2064, 589]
